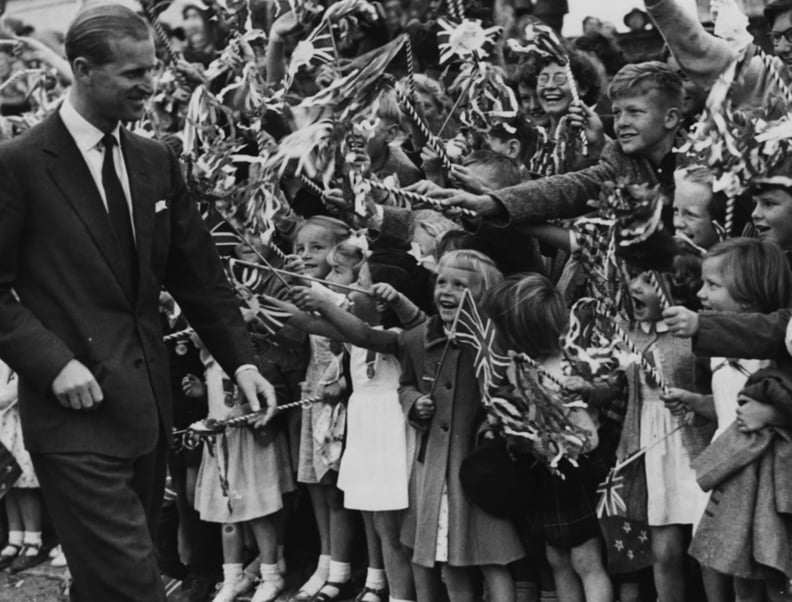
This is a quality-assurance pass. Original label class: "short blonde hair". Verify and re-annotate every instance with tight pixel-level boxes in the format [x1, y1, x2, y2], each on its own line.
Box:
[436, 249, 503, 300]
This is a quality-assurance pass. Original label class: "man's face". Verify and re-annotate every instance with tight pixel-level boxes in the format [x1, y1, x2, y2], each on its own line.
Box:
[771, 10, 792, 69]
[82, 36, 156, 128]
[612, 91, 676, 160]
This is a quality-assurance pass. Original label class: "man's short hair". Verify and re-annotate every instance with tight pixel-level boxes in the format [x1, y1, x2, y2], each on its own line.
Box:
[608, 61, 683, 109]
[765, 0, 792, 28]
[65, 4, 151, 66]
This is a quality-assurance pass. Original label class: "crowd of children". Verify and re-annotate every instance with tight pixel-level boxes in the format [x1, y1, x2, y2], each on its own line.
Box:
[5, 0, 792, 601]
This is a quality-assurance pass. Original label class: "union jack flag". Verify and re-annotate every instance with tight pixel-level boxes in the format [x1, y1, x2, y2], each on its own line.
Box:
[226, 257, 265, 294]
[251, 294, 295, 337]
[205, 212, 244, 258]
[451, 289, 510, 401]
[224, 259, 293, 337]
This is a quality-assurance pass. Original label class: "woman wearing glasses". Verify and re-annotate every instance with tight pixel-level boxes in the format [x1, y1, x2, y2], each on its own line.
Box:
[528, 50, 606, 176]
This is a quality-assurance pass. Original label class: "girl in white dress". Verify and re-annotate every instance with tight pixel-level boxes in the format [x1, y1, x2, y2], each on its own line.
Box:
[288, 256, 427, 602]
[190, 345, 295, 602]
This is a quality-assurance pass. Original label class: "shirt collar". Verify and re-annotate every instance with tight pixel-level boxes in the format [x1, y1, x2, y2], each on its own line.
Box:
[59, 96, 121, 152]
[639, 319, 670, 334]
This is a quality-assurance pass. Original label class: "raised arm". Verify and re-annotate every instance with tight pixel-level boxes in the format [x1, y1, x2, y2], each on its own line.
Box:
[645, 0, 736, 91]
[289, 286, 402, 355]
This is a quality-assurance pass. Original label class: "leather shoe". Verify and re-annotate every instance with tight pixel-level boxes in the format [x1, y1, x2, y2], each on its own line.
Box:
[10, 544, 48, 573]
[170, 575, 218, 602]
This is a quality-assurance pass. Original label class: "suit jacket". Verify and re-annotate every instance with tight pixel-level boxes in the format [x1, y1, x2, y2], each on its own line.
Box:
[0, 112, 255, 457]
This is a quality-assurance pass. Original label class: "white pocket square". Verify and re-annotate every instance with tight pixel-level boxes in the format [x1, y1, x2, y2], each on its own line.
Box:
[155, 199, 168, 213]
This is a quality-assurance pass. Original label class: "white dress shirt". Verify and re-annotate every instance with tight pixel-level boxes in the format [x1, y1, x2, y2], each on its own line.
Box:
[59, 97, 135, 239]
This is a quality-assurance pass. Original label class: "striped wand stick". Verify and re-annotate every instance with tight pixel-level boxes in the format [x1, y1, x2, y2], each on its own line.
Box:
[405, 37, 417, 102]
[140, 0, 180, 66]
[396, 89, 453, 171]
[610, 321, 670, 395]
[647, 271, 672, 311]
[724, 195, 736, 238]
[367, 180, 477, 218]
[757, 48, 792, 105]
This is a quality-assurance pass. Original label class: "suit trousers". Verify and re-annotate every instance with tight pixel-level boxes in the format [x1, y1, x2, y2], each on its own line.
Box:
[31, 434, 168, 602]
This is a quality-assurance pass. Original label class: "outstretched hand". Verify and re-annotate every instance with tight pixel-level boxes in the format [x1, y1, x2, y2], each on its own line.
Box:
[663, 306, 699, 337]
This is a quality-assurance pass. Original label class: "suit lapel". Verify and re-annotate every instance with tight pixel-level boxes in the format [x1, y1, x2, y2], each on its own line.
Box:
[120, 129, 155, 305]
[43, 113, 135, 304]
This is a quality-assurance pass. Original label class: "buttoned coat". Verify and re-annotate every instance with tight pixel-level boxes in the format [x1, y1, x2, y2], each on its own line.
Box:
[397, 316, 524, 568]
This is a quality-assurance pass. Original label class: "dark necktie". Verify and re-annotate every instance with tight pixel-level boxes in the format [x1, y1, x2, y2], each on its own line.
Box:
[101, 133, 137, 292]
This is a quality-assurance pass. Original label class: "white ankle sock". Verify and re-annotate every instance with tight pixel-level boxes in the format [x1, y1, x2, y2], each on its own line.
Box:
[7, 531, 22, 547]
[222, 562, 243, 583]
[327, 559, 351, 584]
[22, 531, 41, 556]
[365, 567, 387, 590]
[260, 562, 281, 583]
[300, 554, 331, 595]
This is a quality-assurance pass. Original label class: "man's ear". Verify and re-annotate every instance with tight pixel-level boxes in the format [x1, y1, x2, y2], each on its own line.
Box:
[71, 57, 92, 83]
[664, 106, 682, 131]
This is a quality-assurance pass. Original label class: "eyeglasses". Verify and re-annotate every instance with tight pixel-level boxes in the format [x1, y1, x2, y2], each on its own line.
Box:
[537, 72, 568, 87]
[770, 27, 792, 45]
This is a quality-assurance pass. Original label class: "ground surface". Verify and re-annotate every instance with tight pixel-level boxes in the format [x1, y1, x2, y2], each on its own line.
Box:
[0, 564, 359, 601]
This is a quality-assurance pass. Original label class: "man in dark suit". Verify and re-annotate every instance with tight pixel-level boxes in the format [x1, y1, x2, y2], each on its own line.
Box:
[0, 5, 276, 601]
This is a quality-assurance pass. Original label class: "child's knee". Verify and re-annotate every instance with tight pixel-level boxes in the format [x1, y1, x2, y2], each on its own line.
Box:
[570, 540, 605, 576]
[651, 533, 683, 566]
[545, 544, 572, 572]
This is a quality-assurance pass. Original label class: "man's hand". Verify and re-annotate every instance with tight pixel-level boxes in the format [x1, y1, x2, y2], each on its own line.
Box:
[663, 306, 700, 337]
[236, 368, 277, 427]
[427, 188, 503, 217]
[51, 359, 103, 411]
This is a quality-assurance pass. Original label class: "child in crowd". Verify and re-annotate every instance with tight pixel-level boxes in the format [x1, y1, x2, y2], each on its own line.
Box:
[483, 275, 620, 602]
[189, 336, 294, 602]
[365, 88, 423, 187]
[662, 238, 792, 602]
[286, 249, 429, 602]
[0, 360, 46, 573]
[399, 250, 524, 602]
[619, 267, 701, 602]
[290, 216, 358, 602]
[673, 166, 753, 250]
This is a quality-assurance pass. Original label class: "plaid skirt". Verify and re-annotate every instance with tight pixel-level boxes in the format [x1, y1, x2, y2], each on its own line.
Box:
[515, 450, 609, 549]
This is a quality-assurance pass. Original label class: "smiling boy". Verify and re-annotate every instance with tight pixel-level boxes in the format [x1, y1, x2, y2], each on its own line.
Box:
[429, 61, 683, 225]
